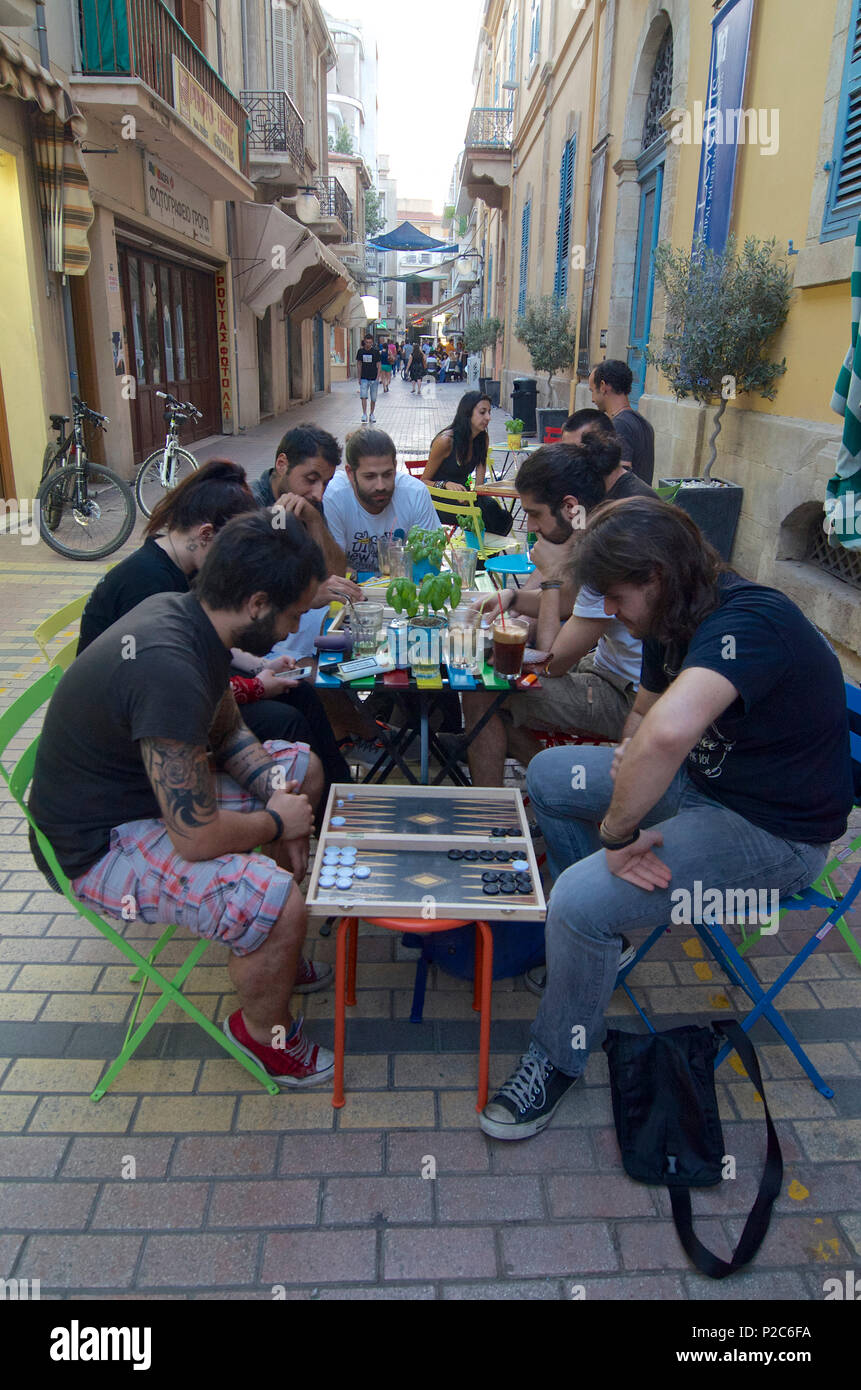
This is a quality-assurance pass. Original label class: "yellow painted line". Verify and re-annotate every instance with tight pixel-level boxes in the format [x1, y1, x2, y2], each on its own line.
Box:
[682, 937, 704, 958]
[788, 1179, 809, 1201]
[708, 992, 731, 1010]
[693, 961, 713, 981]
[729, 1054, 747, 1076]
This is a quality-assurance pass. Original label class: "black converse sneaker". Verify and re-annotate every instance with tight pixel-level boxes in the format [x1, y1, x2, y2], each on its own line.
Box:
[479, 1042, 578, 1141]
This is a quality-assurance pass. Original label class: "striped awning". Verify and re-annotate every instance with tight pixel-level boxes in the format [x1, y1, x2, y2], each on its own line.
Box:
[0, 33, 94, 276]
[826, 216, 861, 551]
[409, 288, 466, 325]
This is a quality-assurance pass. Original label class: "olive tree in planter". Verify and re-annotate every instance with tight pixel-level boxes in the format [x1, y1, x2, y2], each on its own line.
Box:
[464, 317, 503, 405]
[645, 235, 793, 558]
[514, 296, 575, 413]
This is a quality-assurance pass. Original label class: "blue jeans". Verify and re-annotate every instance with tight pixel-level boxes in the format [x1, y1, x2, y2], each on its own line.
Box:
[525, 746, 830, 1075]
[360, 380, 378, 403]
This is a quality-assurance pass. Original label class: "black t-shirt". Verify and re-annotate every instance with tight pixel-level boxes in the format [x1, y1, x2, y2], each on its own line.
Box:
[640, 576, 853, 843]
[30, 592, 232, 878]
[357, 348, 381, 380]
[605, 469, 655, 501]
[613, 409, 655, 485]
[78, 538, 188, 654]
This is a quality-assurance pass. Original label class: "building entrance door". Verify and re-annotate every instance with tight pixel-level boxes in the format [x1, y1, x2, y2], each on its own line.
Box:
[118, 243, 220, 463]
[627, 152, 664, 407]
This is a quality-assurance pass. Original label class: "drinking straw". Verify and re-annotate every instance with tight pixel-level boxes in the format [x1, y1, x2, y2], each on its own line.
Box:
[489, 572, 506, 629]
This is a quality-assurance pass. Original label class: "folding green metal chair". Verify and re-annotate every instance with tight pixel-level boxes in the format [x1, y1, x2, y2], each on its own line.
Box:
[0, 667, 279, 1100]
[617, 682, 861, 1099]
[426, 484, 520, 564]
[33, 594, 89, 672]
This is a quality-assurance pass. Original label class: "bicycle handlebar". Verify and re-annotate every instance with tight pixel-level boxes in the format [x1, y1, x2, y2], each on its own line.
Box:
[71, 395, 108, 427]
[157, 389, 201, 419]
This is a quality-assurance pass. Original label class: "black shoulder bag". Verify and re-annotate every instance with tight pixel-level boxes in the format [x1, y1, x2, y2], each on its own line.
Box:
[603, 1020, 783, 1279]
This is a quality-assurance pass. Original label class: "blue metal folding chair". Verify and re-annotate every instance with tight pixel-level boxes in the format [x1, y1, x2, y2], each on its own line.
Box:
[616, 682, 861, 1100]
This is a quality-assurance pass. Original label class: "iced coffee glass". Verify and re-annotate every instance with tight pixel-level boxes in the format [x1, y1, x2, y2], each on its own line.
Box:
[491, 615, 529, 680]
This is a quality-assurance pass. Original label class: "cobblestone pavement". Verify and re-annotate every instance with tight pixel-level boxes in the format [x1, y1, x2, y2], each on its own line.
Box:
[0, 382, 858, 1300]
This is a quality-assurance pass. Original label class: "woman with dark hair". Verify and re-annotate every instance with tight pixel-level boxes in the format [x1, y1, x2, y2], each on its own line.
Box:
[77, 458, 258, 654]
[422, 392, 513, 536]
[409, 342, 426, 393]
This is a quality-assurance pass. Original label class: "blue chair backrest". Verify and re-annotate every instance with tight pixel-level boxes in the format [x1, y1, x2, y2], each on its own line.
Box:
[848, 682, 861, 802]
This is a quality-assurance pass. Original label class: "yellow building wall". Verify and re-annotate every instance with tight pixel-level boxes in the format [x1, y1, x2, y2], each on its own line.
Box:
[660, 0, 843, 424]
[0, 151, 50, 501]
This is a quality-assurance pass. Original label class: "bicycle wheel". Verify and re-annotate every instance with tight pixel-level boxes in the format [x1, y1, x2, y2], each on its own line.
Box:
[134, 447, 198, 517]
[37, 463, 137, 560]
[39, 445, 64, 531]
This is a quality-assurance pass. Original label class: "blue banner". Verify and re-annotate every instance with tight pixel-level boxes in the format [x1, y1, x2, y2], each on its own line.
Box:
[692, 0, 756, 253]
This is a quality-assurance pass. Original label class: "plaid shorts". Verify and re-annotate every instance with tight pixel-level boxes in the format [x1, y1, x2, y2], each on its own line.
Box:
[70, 740, 310, 957]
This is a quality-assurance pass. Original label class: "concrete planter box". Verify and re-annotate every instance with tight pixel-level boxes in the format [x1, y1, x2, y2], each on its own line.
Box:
[659, 478, 744, 562]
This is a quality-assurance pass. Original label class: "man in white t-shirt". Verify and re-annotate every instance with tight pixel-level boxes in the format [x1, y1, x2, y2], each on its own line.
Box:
[463, 441, 643, 786]
[324, 426, 440, 575]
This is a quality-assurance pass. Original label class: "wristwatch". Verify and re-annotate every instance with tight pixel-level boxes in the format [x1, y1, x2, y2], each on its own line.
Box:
[539, 580, 562, 591]
[264, 807, 285, 843]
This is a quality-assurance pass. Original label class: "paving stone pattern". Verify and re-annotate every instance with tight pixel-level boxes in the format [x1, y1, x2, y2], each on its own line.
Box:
[0, 382, 858, 1298]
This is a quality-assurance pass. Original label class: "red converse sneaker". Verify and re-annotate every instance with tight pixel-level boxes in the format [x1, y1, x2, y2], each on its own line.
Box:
[223, 1010, 334, 1088]
[293, 956, 334, 994]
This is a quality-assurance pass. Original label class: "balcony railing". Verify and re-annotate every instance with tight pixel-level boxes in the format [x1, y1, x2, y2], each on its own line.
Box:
[466, 107, 513, 149]
[316, 176, 353, 238]
[241, 90, 304, 170]
[79, 0, 249, 174]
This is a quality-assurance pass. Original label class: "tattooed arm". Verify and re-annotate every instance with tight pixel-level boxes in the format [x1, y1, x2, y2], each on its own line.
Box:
[140, 737, 279, 862]
[207, 690, 284, 801]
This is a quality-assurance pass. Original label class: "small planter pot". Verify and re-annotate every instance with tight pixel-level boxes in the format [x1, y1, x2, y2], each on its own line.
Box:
[659, 477, 744, 562]
[506, 434, 523, 451]
[410, 558, 441, 584]
[408, 614, 448, 667]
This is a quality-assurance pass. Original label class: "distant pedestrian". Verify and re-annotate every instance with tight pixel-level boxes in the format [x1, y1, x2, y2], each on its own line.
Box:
[588, 359, 655, 485]
[401, 343, 410, 379]
[357, 333, 382, 424]
[379, 338, 393, 394]
[409, 342, 427, 395]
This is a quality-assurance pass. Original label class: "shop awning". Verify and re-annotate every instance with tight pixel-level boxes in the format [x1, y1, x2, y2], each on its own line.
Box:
[409, 289, 466, 324]
[0, 33, 94, 275]
[236, 202, 354, 320]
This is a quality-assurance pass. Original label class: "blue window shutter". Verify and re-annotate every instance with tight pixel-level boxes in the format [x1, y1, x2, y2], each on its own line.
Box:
[509, 10, 518, 83]
[488, 249, 494, 309]
[554, 137, 576, 303]
[530, 1, 540, 63]
[823, 0, 861, 241]
[518, 201, 531, 317]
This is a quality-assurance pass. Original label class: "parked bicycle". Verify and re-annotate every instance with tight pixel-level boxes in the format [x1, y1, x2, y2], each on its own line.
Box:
[134, 391, 201, 517]
[37, 397, 136, 561]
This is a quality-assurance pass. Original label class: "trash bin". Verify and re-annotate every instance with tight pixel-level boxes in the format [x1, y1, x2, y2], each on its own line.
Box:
[511, 378, 538, 435]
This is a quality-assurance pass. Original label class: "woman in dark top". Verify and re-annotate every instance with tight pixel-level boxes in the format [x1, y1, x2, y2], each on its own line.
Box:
[409, 343, 426, 393]
[77, 458, 350, 819]
[423, 391, 512, 536]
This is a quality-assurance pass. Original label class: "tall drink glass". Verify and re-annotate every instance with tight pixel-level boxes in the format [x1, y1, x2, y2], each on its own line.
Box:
[491, 616, 529, 679]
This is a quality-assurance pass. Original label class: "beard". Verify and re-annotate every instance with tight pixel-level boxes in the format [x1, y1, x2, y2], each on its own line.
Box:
[354, 478, 394, 513]
[233, 608, 284, 656]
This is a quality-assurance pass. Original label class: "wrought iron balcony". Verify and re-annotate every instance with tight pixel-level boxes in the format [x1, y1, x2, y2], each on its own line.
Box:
[241, 90, 305, 172]
[316, 176, 353, 239]
[466, 107, 513, 149]
[79, 0, 249, 175]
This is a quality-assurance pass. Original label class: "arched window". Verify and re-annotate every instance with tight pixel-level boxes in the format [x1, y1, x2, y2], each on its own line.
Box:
[641, 28, 674, 152]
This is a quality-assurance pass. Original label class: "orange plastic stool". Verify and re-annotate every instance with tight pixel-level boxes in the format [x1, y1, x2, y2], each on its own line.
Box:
[332, 916, 494, 1112]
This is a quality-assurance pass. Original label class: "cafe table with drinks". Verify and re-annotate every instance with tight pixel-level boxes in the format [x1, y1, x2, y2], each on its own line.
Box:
[315, 539, 539, 786]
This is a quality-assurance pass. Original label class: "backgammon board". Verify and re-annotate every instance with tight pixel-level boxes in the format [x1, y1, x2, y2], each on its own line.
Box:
[307, 785, 546, 921]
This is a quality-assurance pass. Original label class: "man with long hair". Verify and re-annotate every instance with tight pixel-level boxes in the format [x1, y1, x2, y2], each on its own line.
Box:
[480, 497, 854, 1139]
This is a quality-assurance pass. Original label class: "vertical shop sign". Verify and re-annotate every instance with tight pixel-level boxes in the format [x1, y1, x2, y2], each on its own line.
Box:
[215, 271, 232, 423]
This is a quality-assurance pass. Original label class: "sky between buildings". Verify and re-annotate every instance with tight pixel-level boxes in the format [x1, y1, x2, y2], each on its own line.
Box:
[324, 0, 486, 209]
